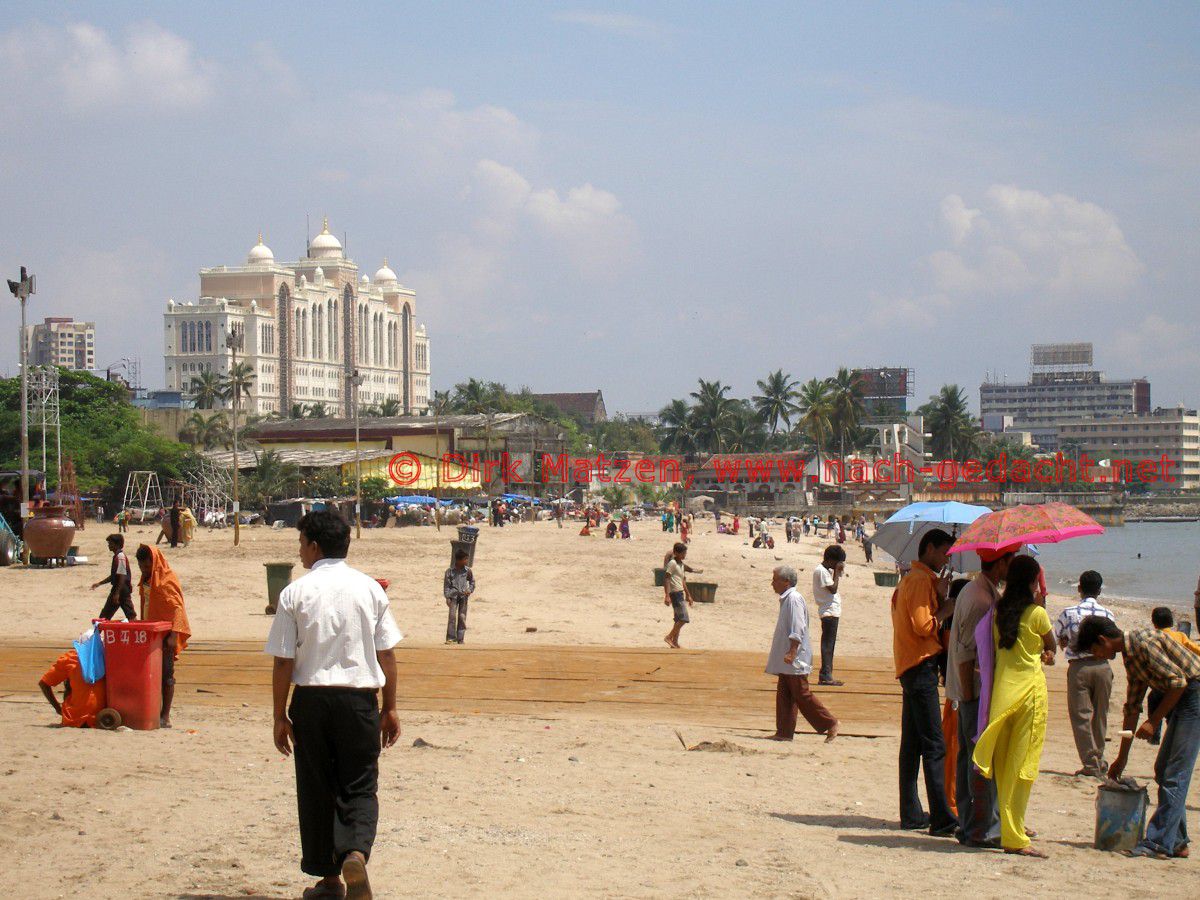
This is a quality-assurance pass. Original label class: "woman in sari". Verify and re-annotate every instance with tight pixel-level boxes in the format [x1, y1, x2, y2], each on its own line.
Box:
[135, 544, 192, 728]
[973, 555, 1055, 858]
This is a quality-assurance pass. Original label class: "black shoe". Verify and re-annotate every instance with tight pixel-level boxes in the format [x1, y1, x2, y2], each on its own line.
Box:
[900, 819, 931, 831]
[819, 679, 845, 686]
[964, 837, 1002, 849]
[929, 823, 958, 838]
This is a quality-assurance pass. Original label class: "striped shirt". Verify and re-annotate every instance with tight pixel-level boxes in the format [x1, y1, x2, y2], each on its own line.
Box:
[1123, 627, 1200, 719]
[1054, 597, 1114, 660]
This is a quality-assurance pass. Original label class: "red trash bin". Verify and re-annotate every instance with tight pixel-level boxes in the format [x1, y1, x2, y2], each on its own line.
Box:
[97, 620, 172, 730]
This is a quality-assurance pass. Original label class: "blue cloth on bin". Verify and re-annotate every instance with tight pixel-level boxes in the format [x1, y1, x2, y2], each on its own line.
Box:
[73, 624, 105, 684]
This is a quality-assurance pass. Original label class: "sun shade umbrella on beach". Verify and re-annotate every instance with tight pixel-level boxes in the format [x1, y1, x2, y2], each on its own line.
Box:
[873, 501, 993, 572]
[948, 501, 1104, 555]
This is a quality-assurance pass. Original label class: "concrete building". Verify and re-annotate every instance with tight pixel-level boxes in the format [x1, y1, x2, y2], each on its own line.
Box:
[163, 221, 431, 416]
[1058, 407, 1200, 490]
[24, 317, 96, 370]
[980, 343, 1149, 450]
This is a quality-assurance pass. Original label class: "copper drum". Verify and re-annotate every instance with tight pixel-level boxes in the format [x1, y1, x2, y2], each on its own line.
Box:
[23, 505, 77, 559]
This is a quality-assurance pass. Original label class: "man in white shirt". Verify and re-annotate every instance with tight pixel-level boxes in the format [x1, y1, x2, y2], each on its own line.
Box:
[813, 545, 846, 686]
[1054, 570, 1116, 777]
[766, 565, 838, 742]
[265, 510, 403, 900]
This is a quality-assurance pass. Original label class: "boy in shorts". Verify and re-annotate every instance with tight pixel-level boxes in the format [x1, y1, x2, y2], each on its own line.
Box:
[663, 542, 695, 648]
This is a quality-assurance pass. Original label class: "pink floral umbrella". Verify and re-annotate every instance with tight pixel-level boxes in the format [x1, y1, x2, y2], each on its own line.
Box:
[949, 502, 1104, 555]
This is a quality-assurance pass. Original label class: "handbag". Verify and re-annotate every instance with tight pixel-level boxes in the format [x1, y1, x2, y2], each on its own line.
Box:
[73, 623, 106, 684]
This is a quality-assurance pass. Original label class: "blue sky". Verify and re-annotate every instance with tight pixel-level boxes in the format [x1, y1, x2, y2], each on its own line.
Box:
[1, 2, 1197, 413]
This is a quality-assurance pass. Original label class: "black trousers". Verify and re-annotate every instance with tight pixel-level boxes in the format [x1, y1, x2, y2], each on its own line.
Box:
[98, 589, 136, 621]
[819, 617, 839, 681]
[290, 687, 381, 877]
[898, 657, 956, 831]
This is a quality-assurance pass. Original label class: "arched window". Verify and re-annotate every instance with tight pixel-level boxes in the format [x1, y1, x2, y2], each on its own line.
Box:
[401, 305, 412, 413]
[188, 322, 197, 353]
[179, 323, 186, 352]
[327, 300, 335, 359]
[204, 321, 212, 352]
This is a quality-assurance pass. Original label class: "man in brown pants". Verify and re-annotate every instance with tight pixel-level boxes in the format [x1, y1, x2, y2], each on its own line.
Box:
[766, 565, 838, 743]
[1053, 570, 1115, 777]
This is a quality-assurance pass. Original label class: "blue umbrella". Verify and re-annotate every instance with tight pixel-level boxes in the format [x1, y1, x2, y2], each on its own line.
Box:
[873, 501, 993, 572]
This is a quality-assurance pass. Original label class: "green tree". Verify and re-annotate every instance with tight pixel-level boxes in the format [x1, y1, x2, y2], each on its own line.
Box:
[305, 402, 330, 419]
[657, 399, 696, 454]
[189, 370, 225, 409]
[918, 384, 980, 462]
[796, 378, 834, 468]
[428, 390, 453, 415]
[753, 369, 800, 437]
[360, 475, 393, 501]
[221, 362, 256, 405]
[689, 379, 737, 453]
[828, 367, 866, 451]
[377, 397, 402, 417]
[242, 450, 300, 507]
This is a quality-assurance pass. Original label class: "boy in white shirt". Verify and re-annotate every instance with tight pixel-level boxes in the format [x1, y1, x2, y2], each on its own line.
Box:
[813, 545, 846, 686]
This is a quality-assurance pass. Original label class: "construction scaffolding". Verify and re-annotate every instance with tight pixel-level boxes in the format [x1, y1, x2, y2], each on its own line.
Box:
[177, 456, 233, 517]
[29, 365, 61, 489]
[122, 471, 164, 522]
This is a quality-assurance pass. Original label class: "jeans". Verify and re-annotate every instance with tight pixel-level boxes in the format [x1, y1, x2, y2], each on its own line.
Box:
[955, 697, 999, 844]
[819, 617, 839, 681]
[290, 687, 381, 877]
[1139, 680, 1200, 855]
[446, 597, 468, 643]
[898, 657, 957, 831]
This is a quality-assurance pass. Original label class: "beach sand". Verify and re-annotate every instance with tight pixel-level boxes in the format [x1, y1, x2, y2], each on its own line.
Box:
[0, 517, 1193, 898]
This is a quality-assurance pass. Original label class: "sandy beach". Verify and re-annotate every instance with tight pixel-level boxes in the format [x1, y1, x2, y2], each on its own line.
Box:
[0, 517, 1194, 898]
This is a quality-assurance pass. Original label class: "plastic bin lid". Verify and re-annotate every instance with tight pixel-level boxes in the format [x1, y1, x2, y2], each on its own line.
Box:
[94, 619, 173, 632]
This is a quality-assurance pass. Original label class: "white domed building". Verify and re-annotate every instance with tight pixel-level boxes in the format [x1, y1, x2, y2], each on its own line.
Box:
[163, 219, 431, 416]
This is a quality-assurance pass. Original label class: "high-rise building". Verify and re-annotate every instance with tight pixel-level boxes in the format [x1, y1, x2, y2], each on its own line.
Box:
[24, 317, 96, 371]
[979, 343, 1149, 450]
[163, 221, 431, 416]
[1058, 407, 1199, 490]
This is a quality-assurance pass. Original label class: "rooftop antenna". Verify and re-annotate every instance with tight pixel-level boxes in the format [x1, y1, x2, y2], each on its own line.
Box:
[306, 213, 310, 258]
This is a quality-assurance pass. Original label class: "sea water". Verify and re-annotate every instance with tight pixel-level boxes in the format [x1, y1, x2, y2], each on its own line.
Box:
[1028, 522, 1199, 612]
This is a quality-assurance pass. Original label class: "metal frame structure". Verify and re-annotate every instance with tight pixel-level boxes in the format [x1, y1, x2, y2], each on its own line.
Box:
[29, 365, 62, 490]
[122, 471, 165, 522]
[179, 456, 233, 518]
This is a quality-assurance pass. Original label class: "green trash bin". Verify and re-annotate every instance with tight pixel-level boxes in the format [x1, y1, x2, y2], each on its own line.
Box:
[264, 562, 295, 615]
[652, 567, 666, 587]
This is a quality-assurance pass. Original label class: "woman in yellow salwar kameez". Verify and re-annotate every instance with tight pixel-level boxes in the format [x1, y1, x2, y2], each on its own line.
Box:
[973, 555, 1056, 858]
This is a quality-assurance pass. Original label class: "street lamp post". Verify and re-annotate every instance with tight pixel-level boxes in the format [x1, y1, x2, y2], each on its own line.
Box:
[7, 267, 35, 564]
[350, 369, 364, 538]
[226, 326, 245, 546]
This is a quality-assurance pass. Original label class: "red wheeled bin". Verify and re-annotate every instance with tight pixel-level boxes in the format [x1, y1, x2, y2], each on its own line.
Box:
[97, 620, 172, 730]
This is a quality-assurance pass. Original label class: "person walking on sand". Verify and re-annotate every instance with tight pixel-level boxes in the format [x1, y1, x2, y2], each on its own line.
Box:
[443, 548, 475, 645]
[813, 545, 846, 686]
[265, 509, 403, 899]
[891, 528, 958, 836]
[972, 556, 1054, 859]
[1076, 614, 1200, 860]
[1053, 570, 1115, 777]
[92, 533, 136, 622]
[663, 542, 694, 648]
[766, 565, 838, 742]
[945, 547, 1014, 848]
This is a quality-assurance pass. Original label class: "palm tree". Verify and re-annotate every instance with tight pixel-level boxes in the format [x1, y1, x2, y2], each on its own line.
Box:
[244, 450, 300, 507]
[658, 399, 696, 454]
[377, 397, 402, 417]
[429, 390, 453, 415]
[305, 402, 330, 419]
[181, 412, 230, 450]
[689, 379, 737, 452]
[797, 378, 834, 476]
[221, 362, 256, 404]
[753, 369, 800, 437]
[453, 378, 493, 414]
[828, 367, 866, 465]
[178, 411, 210, 447]
[918, 384, 979, 462]
[189, 370, 225, 409]
[726, 404, 768, 452]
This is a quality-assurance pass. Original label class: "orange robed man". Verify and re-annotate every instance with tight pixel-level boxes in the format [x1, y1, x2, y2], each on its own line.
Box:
[135, 544, 192, 728]
[39, 641, 106, 728]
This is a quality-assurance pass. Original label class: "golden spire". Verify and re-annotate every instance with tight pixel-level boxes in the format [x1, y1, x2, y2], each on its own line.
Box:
[321, 216, 330, 233]
[256, 232, 264, 245]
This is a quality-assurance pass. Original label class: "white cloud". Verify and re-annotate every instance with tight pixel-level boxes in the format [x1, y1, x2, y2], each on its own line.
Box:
[1110, 313, 1197, 375]
[926, 185, 1144, 297]
[0, 20, 216, 113]
[552, 11, 670, 41]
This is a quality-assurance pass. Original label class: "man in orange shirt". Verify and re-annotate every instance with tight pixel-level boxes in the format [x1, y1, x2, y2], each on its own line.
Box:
[39, 646, 106, 728]
[891, 528, 958, 835]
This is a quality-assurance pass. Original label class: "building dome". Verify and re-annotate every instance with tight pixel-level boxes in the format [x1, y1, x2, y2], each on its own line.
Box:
[313, 266, 324, 284]
[247, 233, 274, 265]
[361, 274, 370, 283]
[374, 257, 398, 284]
[308, 216, 343, 258]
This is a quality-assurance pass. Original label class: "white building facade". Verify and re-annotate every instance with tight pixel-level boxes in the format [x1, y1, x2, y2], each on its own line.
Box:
[163, 221, 430, 416]
[25, 317, 96, 370]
